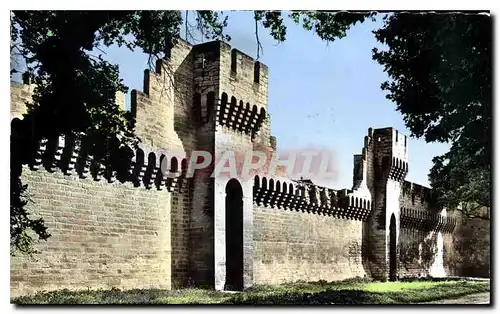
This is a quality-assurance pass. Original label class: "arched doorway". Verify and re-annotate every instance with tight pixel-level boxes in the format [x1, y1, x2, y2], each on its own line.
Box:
[389, 213, 398, 281]
[224, 179, 244, 290]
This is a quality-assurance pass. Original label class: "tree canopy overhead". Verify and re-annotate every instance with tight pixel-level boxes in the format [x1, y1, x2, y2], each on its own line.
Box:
[372, 13, 491, 211]
[10, 11, 491, 254]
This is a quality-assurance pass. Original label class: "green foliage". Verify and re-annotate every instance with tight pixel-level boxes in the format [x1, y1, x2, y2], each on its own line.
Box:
[10, 10, 367, 255]
[10, 11, 491, 255]
[254, 11, 373, 43]
[10, 120, 51, 256]
[290, 11, 375, 41]
[372, 13, 491, 211]
[195, 11, 231, 41]
[10, 178, 50, 256]
[9, 10, 232, 255]
[12, 280, 489, 305]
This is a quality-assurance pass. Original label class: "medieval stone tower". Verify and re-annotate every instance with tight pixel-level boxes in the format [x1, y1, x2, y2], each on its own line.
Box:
[360, 128, 409, 280]
[10, 39, 489, 297]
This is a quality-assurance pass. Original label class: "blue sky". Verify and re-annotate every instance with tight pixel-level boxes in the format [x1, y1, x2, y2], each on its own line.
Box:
[12, 11, 450, 190]
[101, 11, 450, 189]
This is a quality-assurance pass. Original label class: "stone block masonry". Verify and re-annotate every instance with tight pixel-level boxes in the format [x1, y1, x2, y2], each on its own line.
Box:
[253, 204, 366, 284]
[444, 210, 490, 278]
[10, 39, 490, 297]
[11, 168, 172, 296]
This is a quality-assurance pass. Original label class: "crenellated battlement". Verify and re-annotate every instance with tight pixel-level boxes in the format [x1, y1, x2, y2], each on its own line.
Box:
[352, 132, 372, 196]
[402, 180, 438, 207]
[253, 175, 372, 221]
[400, 207, 456, 233]
[13, 125, 189, 193]
[366, 127, 409, 184]
[228, 46, 269, 91]
[189, 40, 268, 107]
[372, 127, 409, 161]
[216, 41, 269, 114]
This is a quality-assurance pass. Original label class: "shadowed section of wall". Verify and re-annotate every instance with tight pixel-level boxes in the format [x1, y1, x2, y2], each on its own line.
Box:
[444, 211, 490, 278]
[398, 181, 490, 279]
[398, 181, 441, 277]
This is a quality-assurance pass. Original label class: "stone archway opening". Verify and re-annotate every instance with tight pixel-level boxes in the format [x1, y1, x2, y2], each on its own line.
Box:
[389, 213, 398, 281]
[224, 179, 244, 291]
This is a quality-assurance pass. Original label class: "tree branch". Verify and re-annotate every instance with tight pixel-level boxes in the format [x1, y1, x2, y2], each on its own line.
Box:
[255, 16, 263, 60]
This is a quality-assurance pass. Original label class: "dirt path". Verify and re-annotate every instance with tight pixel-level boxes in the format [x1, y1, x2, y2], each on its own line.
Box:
[418, 292, 490, 304]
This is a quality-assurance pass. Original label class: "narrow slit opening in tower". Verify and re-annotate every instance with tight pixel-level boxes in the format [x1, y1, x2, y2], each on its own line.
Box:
[231, 50, 237, 74]
[193, 93, 202, 124]
[207, 92, 215, 122]
[254, 62, 260, 83]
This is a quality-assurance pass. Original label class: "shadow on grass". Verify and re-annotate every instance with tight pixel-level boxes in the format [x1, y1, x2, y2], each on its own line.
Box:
[225, 289, 379, 305]
[224, 282, 490, 305]
[227, 281, 490, 305]
[12, 280, 489, 305]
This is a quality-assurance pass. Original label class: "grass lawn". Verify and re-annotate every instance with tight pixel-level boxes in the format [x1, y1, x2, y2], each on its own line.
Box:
[12, 278, 490, 305]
